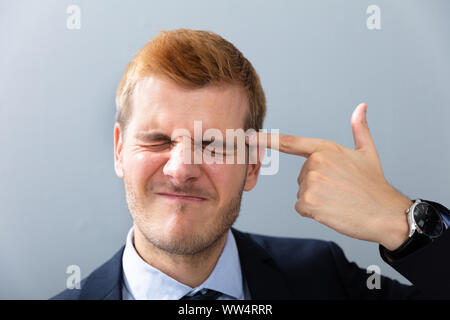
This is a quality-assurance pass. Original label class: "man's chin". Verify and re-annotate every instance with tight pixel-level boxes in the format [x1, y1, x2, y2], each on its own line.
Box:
[151, 229, 222, 255]
[162, 224, 199, 242]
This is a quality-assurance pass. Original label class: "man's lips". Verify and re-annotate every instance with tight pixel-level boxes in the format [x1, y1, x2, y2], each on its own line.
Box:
[156, 192, 207, 201]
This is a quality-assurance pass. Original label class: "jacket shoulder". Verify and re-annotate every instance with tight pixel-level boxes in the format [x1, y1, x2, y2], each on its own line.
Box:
[49, 246, 125, 300]
[50, 279, 87, 300]
[242, 231, 337, 267]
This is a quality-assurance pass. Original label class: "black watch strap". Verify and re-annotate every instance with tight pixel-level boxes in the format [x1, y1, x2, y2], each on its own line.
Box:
[380, 230, 431, 261]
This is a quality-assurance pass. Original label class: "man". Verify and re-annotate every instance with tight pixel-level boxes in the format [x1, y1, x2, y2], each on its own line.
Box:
[52, 29, 450, 300]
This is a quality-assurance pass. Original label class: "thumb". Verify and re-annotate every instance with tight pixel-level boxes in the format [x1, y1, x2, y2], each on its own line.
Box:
[351, 103, 377, 153]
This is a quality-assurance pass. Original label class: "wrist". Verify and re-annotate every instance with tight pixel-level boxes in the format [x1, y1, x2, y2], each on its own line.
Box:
[379, 198, 413, 251]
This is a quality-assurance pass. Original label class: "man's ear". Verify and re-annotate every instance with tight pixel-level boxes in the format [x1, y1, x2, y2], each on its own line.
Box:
[243, 160, 262, 191]
[114, 123, 124, 179]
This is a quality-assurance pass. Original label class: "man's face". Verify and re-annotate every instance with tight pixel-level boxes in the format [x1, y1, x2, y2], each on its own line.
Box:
[114, 76, 260, 255]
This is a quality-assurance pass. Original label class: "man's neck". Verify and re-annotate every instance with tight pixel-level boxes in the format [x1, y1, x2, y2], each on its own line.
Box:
[132, 227, 229, 288]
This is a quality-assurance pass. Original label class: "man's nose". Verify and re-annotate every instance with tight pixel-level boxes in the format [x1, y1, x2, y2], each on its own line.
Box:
[162, 139, 201, 184]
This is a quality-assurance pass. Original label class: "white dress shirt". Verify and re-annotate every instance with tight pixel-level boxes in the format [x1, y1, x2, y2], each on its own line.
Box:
[121, 227, 251, 300]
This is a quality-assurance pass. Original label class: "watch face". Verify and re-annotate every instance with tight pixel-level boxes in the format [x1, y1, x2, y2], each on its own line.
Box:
[414, 202, 443, 238]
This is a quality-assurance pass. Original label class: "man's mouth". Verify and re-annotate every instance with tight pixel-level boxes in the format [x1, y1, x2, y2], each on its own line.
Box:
[156, 192, 207, 202]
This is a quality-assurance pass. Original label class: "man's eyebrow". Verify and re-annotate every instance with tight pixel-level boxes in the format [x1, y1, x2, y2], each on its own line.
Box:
[134, 132, 172, 142]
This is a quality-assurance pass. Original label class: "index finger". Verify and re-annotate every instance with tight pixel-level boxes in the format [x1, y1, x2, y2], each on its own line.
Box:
[249, 132, 325, 158]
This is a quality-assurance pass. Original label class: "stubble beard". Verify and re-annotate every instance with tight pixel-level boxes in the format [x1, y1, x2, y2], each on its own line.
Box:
[123, 173, 245, 256]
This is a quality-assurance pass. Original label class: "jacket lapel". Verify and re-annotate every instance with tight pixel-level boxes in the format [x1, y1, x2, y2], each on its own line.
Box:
[231, 228, 293, 299]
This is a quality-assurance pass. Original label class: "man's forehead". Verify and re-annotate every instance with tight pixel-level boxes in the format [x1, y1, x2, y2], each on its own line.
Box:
[133, 75, 248, 110]
[130, 75, 249, 133]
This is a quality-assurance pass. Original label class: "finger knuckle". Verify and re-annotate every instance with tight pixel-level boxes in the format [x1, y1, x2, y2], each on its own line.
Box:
[301, 190, 317, 208]
[308, 152, 326, 167]
[297, 163, 309, 184]
[324, 140, 339, 151]
[306, 170, 322, 185]
[297, 171, 306, 185]
[295, 201, 311, 218]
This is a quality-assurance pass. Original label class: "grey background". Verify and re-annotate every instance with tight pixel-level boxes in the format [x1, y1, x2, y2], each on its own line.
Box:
[1, 0, 449, 299]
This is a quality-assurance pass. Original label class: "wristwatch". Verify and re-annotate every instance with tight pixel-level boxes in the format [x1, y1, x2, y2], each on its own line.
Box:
[406, 199, 444, 239]
[381, 199, 446, 260]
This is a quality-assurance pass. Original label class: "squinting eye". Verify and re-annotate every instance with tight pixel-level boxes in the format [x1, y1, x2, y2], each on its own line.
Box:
[140, 142, 172, 151]
[203, 145, 228, 156]
[208, 150, 225, 156]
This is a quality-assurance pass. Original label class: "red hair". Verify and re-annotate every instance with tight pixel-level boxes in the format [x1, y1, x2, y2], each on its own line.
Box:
[115, 28, 266, 134]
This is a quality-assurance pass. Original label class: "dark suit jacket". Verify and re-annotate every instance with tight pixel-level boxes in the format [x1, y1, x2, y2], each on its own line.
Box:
[51, 225, 450, 300]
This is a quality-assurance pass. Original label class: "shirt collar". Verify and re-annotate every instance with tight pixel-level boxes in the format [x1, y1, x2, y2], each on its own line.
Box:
[122, 227, 244, 300]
